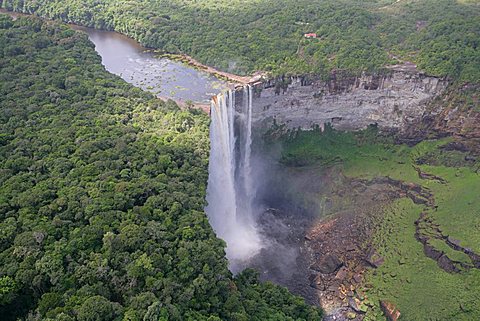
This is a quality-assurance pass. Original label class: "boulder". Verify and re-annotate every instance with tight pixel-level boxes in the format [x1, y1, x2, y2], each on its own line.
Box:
[349, 298, 368, 313]
[380, 300, 401, 321]
[309, 274, 326, 291]
[335, 266, 348, 281]
[366, 250, 384, 268]
[465, 155, 476, 162]
[349, 298, 361, 312]
[311, 254, 343, 274]
[353, 274, 362, 283]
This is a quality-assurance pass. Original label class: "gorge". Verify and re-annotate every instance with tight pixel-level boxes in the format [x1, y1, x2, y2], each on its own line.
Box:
[204, 72, 480, 320]
[204, 69, 458, 311]
[206, 69, 451, 271]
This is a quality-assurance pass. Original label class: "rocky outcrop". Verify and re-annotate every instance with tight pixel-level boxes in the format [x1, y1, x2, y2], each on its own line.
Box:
[311, 254, 343, 274]
[415, 211, 480, 273]
[243, 71, 448, 132]
[399, 83, 480, 148]
[380, 300, 401, 321]
[304, 173, 402, 319]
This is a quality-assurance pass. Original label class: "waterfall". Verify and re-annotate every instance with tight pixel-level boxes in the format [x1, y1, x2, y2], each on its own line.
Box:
[243, 85, 253, 207]
[206, 85, 261, 271]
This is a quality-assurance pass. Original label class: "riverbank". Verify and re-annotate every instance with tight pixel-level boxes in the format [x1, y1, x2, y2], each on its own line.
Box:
[0, 9, 235, 108]
[155, 52, 266, 85]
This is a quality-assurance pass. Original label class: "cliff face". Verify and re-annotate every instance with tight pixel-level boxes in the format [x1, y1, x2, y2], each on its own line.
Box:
[417, 84, 480, 138]
[243, 71, 448, 132]
[400, 83, 480, 151]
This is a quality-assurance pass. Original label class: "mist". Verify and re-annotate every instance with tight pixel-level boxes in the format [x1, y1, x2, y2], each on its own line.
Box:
[205, 86, 263, 272]
[206, 86, 321, 296]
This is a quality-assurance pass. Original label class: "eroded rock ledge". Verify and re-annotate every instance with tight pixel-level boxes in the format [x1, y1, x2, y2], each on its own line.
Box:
[238, 70, 448, 132]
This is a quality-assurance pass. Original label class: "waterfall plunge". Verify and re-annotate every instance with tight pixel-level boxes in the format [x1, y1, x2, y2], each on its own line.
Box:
[206, 85, 262, 271]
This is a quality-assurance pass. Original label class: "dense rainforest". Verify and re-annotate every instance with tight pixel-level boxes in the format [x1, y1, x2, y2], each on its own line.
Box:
[0, 1, 479, 320]
[0, 15, 322, 321]
[1, 0, 478, 81]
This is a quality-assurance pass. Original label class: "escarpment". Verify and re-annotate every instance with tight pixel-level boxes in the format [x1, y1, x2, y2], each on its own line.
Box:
[236, 70, 449, 133]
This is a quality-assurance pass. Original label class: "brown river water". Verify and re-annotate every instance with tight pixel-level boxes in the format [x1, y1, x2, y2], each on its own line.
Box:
[0, 9, 229, 104]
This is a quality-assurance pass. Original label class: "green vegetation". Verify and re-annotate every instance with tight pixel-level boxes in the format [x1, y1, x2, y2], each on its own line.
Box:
[279, 127, 480, 320]
[365, 199, 480, 321]
[1, 0, 479, 80]
[0, 15, 322, 321]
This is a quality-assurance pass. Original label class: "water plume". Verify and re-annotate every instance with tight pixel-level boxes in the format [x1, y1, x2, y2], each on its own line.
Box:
[206, 85, 262, 272]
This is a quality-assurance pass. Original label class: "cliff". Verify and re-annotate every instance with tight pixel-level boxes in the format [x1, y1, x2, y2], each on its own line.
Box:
[237, 71, 448, 132]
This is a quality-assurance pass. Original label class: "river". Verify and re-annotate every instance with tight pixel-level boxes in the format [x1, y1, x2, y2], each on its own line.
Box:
[0, 9, 229, 104]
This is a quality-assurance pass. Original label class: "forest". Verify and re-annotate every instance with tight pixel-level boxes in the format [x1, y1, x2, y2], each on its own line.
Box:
[0, 0, 478, 81]
[0, 15, 322, 321]
[0, 1, 479, 320]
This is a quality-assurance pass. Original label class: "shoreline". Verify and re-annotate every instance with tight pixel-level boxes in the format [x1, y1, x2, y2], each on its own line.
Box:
[155, 53, 265, 85]
[0, 9, 264, 84]
[0, 8, 264, 113]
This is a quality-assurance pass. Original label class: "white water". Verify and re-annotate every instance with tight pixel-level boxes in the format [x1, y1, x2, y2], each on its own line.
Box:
[206, 86, 262, 271]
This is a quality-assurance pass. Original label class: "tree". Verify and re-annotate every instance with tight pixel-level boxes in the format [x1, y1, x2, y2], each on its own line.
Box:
[0, 276, 16, 306]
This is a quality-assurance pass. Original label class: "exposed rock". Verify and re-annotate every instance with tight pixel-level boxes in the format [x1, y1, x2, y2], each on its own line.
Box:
[346, 244, 357, 252]
[406, 190, 429, 205]
[465, 155, 477, 162]
[348, 297, 368, 314]
[424, 243, 443, 260]
[443, 141, 470, 152]
[327, 284, 340, 293]
[248, 71, 447, 132]
[311, 254, 343, 274]
[304, 173, 443, 317]
[415, 208, 480, 273]
[446, 236, 461, 248]
[366, 250, 384, 268]
[402, 84, 480, 142]
[348, 298, 361, 312]
[437, 254, 462, 273]
[335, 267, 348, 281]
[353, 274, 362, 283]
[380, 300, 401, 321]
[413, 165, 447, 183]
[309, 274, 326, 291]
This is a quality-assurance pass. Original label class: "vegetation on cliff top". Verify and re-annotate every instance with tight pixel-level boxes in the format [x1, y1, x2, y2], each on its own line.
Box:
[0, 15, 322, 321]
[1, 0, 479, 81]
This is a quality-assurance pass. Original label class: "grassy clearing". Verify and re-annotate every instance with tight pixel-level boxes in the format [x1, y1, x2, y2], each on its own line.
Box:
[279, 127, 480, 320]
[365, 199, 480, 321]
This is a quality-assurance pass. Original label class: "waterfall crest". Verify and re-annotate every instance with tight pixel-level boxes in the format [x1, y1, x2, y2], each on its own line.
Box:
[206, 85, 261, 271]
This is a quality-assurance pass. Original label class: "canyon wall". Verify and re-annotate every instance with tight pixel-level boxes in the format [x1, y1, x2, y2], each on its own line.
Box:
[239, 70, 448, 132]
